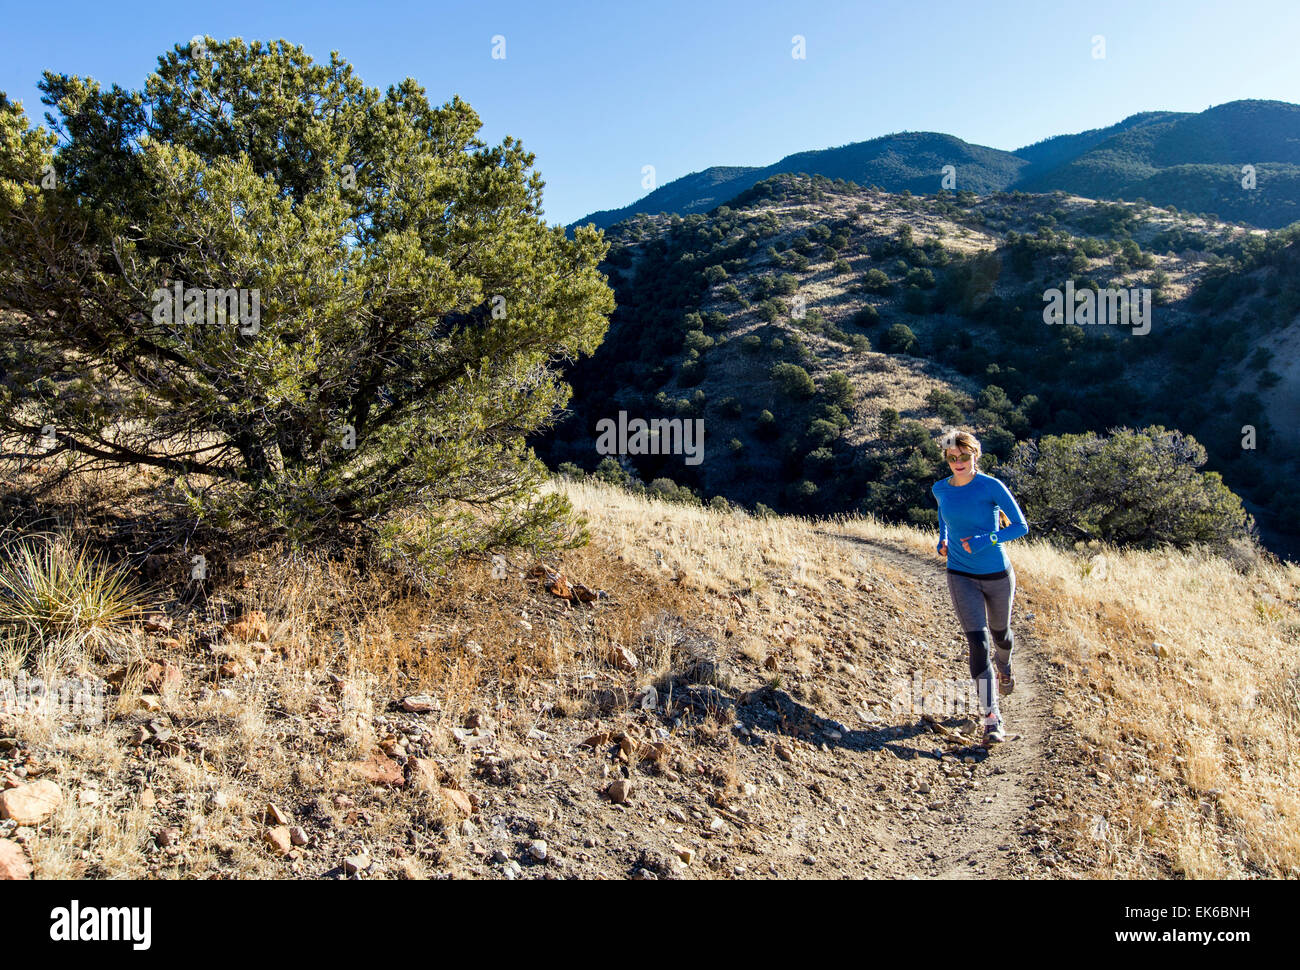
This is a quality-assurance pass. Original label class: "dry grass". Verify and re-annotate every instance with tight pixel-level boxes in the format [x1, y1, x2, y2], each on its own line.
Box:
[564, 478, 1300, 877]
[1006, 537, 1300, 877]
[4, 467, 1296, 879]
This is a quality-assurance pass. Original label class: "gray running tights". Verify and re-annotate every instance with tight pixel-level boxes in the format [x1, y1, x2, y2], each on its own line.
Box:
[945, 569, 1016, 717]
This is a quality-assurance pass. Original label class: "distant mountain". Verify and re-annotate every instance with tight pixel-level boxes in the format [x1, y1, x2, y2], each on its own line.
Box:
[1012, 111, 1184, 181]
[1016, 100, 1300, 227]
[573, 132, 1028, 231]
[569, 100, 1300, 231]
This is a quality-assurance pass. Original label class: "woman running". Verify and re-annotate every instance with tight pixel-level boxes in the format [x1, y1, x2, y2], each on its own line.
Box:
[931, 429, 1028, 743]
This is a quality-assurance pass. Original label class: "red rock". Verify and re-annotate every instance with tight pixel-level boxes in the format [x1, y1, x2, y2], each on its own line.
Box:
[226, 611, 270, 643]
[608, 646, 638, 672]
[264, 803, 290, 825]
[144, 613, 173, 633]
[0, 839, 31, 880]
[0, 780, 62, 825]
[264, 826, 292, 856]
[442, 788, 472, 817]
[144, 660, 182, 692]
[607, 779, 633, 804]
[408, 758, 442, 794]
[346, 753, 404, 787]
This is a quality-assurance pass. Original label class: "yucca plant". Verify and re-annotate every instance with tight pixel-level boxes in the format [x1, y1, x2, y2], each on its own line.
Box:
[0, 534, 152, 661]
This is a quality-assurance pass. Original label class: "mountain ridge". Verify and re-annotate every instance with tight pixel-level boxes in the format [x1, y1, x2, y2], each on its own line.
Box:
[568, 99, 1300, 231]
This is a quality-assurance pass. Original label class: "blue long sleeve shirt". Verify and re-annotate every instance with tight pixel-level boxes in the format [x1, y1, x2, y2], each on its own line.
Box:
[931, 472, 1029, 574]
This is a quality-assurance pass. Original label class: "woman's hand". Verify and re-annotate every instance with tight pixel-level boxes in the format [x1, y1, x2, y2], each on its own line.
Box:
[937, 541, 948, 558]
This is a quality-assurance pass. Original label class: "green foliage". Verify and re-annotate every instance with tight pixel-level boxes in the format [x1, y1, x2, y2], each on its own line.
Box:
[818, 371, 855, 410]
[861, 268, 892, 294]
[0, 534, 153, 658]
[881, 323, 918, 354]
[770, 362, 816, 398]
[1000, 426, 1255, 550]
[0, 39, 613, 571]
[852, 304, 879, 327]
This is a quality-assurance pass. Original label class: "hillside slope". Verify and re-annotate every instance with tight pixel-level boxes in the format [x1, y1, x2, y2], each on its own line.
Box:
[3, 475, 1296, 880]
[541, 173, 1298, 557]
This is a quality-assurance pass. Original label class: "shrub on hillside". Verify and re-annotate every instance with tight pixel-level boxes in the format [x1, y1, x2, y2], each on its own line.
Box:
[1000, 426, 1256, 550]
[881, 323, 918, 355]
[770, 362, 816, 398]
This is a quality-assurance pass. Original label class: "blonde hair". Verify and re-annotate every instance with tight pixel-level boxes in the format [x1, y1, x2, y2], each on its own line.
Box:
[937, 428, 982, 463]
[938, 428, 1010, 527]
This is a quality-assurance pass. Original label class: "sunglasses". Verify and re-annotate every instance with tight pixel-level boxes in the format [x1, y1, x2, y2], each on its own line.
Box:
[944, 452, 973, 463]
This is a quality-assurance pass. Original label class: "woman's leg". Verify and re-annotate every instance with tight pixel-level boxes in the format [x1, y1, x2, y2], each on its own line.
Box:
[946, 571, 999, 720]
[981, 569, 1016, 682]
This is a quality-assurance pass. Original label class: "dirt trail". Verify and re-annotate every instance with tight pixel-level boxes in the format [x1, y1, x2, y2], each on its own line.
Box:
[815, 531, 1055, 879]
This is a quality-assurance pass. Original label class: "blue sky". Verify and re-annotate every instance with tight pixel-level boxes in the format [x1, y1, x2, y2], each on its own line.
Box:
[3, 0, 1298, 227]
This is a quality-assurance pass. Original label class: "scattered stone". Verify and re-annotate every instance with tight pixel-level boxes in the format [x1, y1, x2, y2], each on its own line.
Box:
[144, 660, 182, 692]
[673, 845, 695, 865]
[408, 758, 442, 794]
[289, 826, 309, 846]
[343, 853, 370, 875]
[607, 779, 633, 804]
[774, 743, 794, 763]
[401, 695, 439, 713]
[265, 803, 291, 825]
[156, 826, 182, 848]
[0, 839, 31, 880]
[226, 611, 270, 643]
[143, 613, 173, 634]
[0, 780, 62, 825]
[451, 726, 494, 747]
[528, 840, 548, 861]
[608, 646, 638, 672]
[442, 789, 473, 817]
[140, 788, 157, 810]
[264, 826, 293, 856]
[346, 753, 405, 787]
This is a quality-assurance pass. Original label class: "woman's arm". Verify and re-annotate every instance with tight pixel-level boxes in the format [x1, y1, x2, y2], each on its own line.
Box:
[931, 483, 948, 552]
[964, 477, 1028, 551]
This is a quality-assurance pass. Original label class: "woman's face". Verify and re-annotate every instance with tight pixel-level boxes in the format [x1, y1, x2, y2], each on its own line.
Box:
[945, 450, 975, 474]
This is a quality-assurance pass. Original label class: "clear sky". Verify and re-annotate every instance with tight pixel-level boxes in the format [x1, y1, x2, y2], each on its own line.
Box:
[3, 0, 1298, 227]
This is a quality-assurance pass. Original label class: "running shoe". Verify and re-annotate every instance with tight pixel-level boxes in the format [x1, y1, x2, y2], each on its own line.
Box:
[996, 667, 1015, 696]
[983, 713, 1007, 743]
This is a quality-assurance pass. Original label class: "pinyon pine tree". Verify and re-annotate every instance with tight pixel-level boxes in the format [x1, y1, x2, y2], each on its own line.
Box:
[0, 38, 614, 573]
